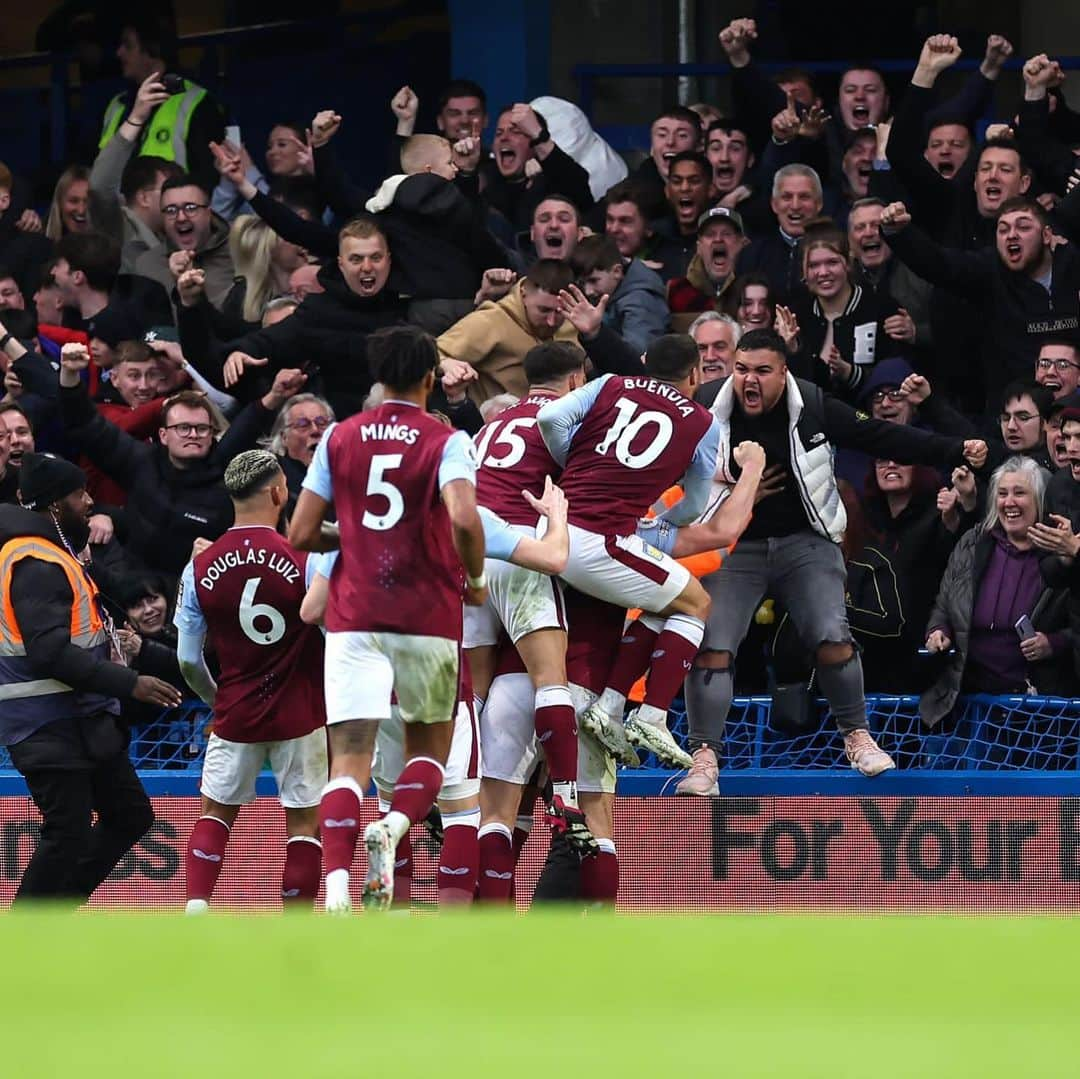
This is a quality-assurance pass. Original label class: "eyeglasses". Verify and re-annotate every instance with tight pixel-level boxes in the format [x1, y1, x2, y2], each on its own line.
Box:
[999, 411, 1039, 425]
[1036, 358, 1080, 373]
[286, 416, 331, 432]
[162, 203, 209, 219]
[164, 422, 212, 437]
[871, 389, 906, 404]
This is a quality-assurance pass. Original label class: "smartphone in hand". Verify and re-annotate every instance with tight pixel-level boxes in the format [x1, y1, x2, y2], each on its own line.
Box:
[1015, 615, 1037, 641]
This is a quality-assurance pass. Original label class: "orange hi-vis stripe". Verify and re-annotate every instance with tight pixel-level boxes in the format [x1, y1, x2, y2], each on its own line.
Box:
[0, 537, 106, 657]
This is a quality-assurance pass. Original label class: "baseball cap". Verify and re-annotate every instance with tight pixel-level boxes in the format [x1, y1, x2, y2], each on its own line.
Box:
[697, 206, 745, 236]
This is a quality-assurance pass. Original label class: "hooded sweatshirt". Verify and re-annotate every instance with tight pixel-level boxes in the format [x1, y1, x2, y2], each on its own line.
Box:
[364, 172, 506, 300]
[436, 280, 581, 403]
[133, 211, 236, 310]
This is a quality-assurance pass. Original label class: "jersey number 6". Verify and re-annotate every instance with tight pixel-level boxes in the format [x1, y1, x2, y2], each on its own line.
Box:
[239, 577, 287, 645]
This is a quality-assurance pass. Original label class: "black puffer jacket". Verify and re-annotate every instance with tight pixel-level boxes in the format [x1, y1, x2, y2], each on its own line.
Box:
[188, 262, 407, 418]
[60, 381, 274, 576]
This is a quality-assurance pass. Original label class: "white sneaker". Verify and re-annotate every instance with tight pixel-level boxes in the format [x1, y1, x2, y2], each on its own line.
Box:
[579, 701, 640, 767]
[185, 898, 209, 916]
[675, 746, 719, 796]
[324, 868, 352, 916]
[624, 708, 694, 769]
[362, 820, 396, 911]
[844, 730, 896, 777]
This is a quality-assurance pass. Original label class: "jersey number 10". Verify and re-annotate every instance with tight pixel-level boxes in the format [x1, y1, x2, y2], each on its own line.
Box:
[594, 397, 674, 469]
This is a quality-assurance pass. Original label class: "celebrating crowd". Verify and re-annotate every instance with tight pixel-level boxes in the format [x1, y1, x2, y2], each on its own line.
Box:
[3, 11, 1080, 910]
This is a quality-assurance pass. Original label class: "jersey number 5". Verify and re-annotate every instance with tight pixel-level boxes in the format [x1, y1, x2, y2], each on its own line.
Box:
[239, 577, 286, 645]
[594, 397, 673, 469]
[363, 453, 404, 530]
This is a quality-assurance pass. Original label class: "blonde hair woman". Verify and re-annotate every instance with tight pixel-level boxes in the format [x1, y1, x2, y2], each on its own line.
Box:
[45, 165, 92, 241]
[228, 214, 308, 324]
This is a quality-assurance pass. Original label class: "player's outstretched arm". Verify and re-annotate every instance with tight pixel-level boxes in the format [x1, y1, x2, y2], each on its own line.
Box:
[671, 440, 765, 558]
[300, 571, 329, 625]
[288, 490, 340, 552]
[510, 476, 569, 575]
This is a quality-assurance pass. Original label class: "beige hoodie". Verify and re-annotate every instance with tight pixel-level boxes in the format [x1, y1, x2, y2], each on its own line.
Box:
[437, 281, 580, 404]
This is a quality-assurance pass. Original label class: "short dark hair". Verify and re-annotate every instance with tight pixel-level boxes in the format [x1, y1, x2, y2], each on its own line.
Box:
[736, 328, 787, 360]
[1001, 378, 1053, 419]
[997, 196, 1049, 226]
[705, 118, 751, 142]
[368, 325, 438, 392]
[1039, 334, 1080, 357]
[523, 342, 586, 386]
[120, 156, 182, 203]
[644, 334, 698, 380]
[523, 259, 575, 296]
[979, 136, 1031, 175]
[0, 401, 30, 424]
[437, 79, 487, 113]
[774, 67, 819, 96]
[533, 194, 581, 224]
[0, 264, 18, 285]
[571, 235, 622, 278]
[269, 176, 323, 220]
[652, 106, 703, 136]
[666, 151, 711, 180]
[122, 13, 178, 66]
[160, 172, 210, 202]
[55, 232, 121, 292]
[115, 571, 174, 615]
[604, 181, 651, 214]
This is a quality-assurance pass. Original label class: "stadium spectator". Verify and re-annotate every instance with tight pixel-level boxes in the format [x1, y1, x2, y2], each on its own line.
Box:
[736, 164, 824, 299]
[529, 196, 585, 263]
[724, 272, 775, 332]
[134, 173, 235, 310]
[786, 217, 901, 399]
[437, 260, 584, 404]
[847, 198, 932, 350]
[1034, 337, 1080, 401]
[923, 457, 1072, 725]
[101, 14, 224, 192]
[0, 451, 182, 903]
[262, 392, 335, 505]
[632, 106, 703, 209]
[603, 181, 687, 281]
[0, 268, 24, 311]
[667, 207, 746, 332]
[89, 73, 185, 272]
[571, 234, 669, 353]
[482, 103, 594, 231]
[0, 403, 34, 470]
[209, 218, 406, 418]
[686, 329, 988, 781]
[654, 152, 716, 276]
[688, 311, 740, 385]
[59, 341, 305, 575]
[45, 166, 93, 243]
[882, 196, 1080, 418]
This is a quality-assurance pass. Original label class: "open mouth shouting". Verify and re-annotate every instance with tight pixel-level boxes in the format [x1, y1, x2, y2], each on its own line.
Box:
[937, 159, 956, 178]
[707, 241, 729, 272]
[174, 219, 198, 248]
[1003, 238, 1024, 266]
[983, 182, 1003, 205]
[543, 231, 565, 253]
[851, 103, 870, 125]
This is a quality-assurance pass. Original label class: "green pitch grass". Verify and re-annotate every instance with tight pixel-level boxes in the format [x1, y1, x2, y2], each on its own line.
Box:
[2, 912, 1075, 1078]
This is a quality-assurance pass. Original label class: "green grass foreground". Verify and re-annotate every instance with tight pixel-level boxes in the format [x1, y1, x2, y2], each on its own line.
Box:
[0, 912, 1075, 1077]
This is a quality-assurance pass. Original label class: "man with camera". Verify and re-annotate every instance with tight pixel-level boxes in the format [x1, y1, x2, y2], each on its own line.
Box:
[99, 14, 224, 192]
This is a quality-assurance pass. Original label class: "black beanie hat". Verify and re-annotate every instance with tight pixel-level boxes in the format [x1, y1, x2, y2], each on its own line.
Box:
[18, 453, 87, 510]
